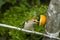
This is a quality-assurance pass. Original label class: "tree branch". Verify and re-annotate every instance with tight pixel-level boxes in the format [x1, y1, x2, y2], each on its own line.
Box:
[0, 23, 60, 40]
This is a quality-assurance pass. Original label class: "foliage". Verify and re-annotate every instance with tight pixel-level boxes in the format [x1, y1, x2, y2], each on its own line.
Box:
[0, 0, 49, 40]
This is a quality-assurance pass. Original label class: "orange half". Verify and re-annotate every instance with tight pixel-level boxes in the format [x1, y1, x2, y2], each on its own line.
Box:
[40, 15, 47, 25]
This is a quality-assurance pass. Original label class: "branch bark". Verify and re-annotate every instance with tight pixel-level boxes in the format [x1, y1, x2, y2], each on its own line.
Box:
[43, 0, 60, 40]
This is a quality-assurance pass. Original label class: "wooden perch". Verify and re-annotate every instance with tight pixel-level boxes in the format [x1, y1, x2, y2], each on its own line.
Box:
[0, 23, 60, 40]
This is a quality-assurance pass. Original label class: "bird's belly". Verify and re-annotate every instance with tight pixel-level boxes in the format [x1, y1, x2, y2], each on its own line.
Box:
[24, 26, 34, 31]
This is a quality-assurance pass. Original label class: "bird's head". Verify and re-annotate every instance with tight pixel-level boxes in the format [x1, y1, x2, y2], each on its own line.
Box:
[28, 18, 38, 24]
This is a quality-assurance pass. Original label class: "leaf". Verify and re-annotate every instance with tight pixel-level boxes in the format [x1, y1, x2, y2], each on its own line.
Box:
[0, 0, 5, 8]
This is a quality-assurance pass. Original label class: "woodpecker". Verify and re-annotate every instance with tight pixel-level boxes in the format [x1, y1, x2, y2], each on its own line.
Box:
[39, 15, 46, 26]
[24, 18, 38, 31]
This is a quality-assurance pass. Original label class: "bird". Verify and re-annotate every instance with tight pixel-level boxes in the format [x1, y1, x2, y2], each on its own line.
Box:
[24, 18, 38, 31]
[24, 18, 38, 40]
[39, 15, 47, 26]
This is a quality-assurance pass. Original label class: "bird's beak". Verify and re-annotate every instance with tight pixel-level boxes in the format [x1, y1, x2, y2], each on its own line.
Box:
[35, 20, 39, 22]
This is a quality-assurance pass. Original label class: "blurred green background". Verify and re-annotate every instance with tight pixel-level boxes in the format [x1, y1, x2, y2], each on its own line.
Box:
[0, 0, 50, 40]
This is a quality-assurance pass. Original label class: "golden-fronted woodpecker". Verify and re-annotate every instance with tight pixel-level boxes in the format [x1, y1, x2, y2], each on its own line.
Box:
[24, 18, 38, 31]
